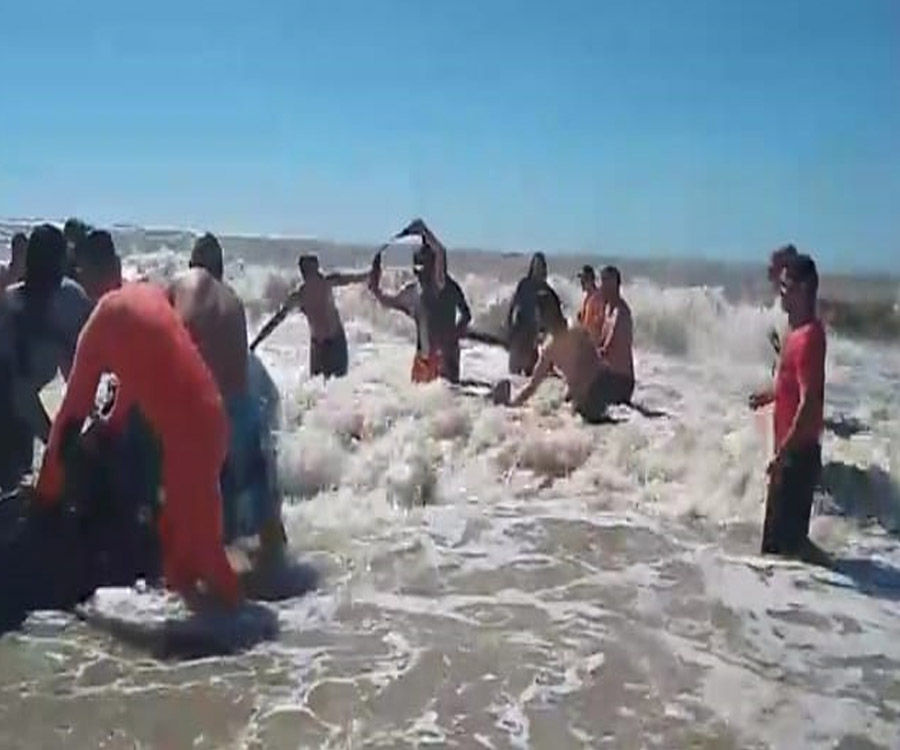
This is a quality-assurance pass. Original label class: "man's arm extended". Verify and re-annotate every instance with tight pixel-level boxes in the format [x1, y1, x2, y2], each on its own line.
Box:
[326, 271, 370, 288]
[249, 288, 301, 351]
[371, 281, 416, 319]
[509, 346, 554, 407]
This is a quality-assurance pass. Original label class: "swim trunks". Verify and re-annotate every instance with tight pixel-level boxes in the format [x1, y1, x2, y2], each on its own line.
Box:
[761, 443, 821, 556]
[221, 393, 279, 543]
[310, 328, 349, 379]
[411, 351, 443, 384]
[575, 370, 635, 424]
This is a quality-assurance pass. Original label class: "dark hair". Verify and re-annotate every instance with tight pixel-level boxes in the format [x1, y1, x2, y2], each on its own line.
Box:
[536, 287, 564, 329]
[190, 233, 224, 280]
[578, 264, 595, 281]
[600, 265, 622, 287]
[529, 252, 547, 279]
[24, 224, 66, 299]
[784, 253, 818, 301]
[63, 217, 91, 245]
[298, 254, 319, 275]
[75, 230, 118, 271]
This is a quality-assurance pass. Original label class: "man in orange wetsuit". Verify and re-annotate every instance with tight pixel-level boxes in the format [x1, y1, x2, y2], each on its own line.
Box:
[34, 282, 242, 608]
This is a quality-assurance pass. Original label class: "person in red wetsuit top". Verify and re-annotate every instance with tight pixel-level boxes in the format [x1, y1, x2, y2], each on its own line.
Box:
[749, 253, 826, 558]
[34, 281, 242, 609]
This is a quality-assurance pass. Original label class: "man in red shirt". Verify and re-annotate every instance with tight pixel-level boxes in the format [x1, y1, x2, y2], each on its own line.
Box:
[749, 254, 826, 557]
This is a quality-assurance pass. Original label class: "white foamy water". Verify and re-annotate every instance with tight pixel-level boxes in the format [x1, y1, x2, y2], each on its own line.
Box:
[1, 243, 899, 749]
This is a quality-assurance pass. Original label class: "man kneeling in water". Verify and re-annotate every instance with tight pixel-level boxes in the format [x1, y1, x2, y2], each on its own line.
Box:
[168, 234, 286, 562]
[499, 290, 626, 423]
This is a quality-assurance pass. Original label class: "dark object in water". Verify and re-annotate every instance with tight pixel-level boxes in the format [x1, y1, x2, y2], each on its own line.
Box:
[0, 411, 161, 634]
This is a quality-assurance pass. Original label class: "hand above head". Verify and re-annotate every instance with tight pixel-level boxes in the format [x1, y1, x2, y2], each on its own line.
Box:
[396, 218, 428, 239]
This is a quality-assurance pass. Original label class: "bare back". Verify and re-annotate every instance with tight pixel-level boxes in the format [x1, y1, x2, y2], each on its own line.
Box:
[294, 275, 343, 341]
[169, 268, 249, 400]
[545, 326, 603, 403]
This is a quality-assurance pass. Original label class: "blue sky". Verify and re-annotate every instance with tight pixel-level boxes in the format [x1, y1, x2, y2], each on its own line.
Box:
[1, 0, 897, 271]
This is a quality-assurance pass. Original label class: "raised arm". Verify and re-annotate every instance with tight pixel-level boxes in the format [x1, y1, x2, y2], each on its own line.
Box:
[326, 270, 370, 288]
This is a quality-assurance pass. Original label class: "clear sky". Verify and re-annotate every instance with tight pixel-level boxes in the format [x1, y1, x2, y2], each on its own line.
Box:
[1, 0, 897, 271]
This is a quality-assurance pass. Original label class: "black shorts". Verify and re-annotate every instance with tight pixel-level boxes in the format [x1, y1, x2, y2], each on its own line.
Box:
[440, 341, 461, 384]
[310, 329, 349, 379]
[575, 370, 636, 424]
[761, 443, 821, 556]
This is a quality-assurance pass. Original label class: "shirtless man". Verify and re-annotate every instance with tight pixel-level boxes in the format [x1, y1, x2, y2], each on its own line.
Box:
[169, 233, 285, 558]
[251, 253, 369, 379]
[595, 265, 635, 404]
[501, 290, 618, 423]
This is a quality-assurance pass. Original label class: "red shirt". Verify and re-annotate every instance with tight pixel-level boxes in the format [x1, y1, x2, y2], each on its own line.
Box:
[774, 319, 826, 451]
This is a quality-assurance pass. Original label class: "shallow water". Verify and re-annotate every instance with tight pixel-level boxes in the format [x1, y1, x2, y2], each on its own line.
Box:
[1, 247, 899, 749]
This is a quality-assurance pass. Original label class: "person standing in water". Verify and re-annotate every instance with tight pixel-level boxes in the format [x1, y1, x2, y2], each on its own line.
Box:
[506, 252, 561, 376]
[749, 254, 826, 559]
[251, 253, 370, 379]
[169, 233, 286, 556]
[595, 265, 635, 404]
[0, 225, 92, 484]
[575, 264, 605, 349]
[63, 218, 92, 280]
[73, 229, 122, 302]
[1, 233, 27, 289]
[369, 218, 472, 384]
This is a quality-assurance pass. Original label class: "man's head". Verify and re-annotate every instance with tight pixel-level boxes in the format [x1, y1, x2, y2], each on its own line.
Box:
[75, 230, 121, 300]
[24, 224, 67, 297]
[536, 288, 566, 333]
[190, 233, 224, 281]
[577, 264, 596, 293]
[599, 265, 622, 300]
[63, 217, 91, 249]
[768, 244, 798, 288]
[779, 253, 818, 317]
[529, 253, 548, 283]
[298, 253, 320, 280]
[413, 243, 436, 287]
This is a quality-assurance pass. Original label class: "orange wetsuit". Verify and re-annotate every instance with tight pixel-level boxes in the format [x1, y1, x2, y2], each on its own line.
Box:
[577, 289, 605, 349]
[35, 283, 241, 607]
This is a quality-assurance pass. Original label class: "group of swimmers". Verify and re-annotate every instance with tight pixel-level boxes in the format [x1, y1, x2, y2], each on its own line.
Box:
[251, 218, 637, 422]
[0, 219, 827, 626]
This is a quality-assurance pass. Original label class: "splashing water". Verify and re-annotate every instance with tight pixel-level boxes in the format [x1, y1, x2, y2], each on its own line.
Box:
[3, 239, 900, 750]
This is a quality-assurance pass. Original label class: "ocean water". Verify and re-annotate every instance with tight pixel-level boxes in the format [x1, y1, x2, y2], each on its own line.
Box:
[1, 229, 899, 749]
